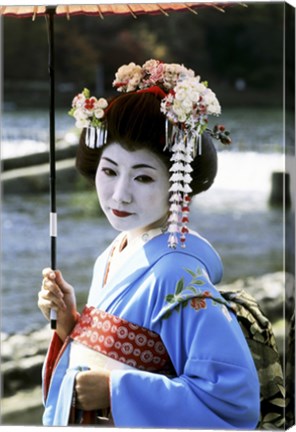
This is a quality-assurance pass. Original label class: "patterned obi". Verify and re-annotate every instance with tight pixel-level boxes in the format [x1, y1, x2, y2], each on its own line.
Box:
[66, 306, 175, 425]
[70, 306, 175, 375]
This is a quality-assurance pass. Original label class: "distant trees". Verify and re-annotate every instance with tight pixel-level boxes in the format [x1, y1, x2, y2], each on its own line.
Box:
[3, 3, 292, 108]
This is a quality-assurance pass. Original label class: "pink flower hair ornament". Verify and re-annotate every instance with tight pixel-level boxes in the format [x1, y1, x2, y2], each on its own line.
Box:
[69, 60, 231, 248]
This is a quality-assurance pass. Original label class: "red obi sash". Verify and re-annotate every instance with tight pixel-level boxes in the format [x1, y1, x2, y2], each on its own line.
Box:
[70, 306, 174, 373]
[44, 307, 175, 425]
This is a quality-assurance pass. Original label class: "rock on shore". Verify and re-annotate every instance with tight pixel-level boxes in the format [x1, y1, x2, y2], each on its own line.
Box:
[1, 271, 293, 425]
[1, 325, 51, 425]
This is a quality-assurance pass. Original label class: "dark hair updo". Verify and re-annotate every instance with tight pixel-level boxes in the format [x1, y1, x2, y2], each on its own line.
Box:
[76, 91, 218, 196]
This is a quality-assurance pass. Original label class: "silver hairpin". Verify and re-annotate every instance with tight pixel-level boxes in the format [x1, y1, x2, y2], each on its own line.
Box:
[85, 123, 108, 149]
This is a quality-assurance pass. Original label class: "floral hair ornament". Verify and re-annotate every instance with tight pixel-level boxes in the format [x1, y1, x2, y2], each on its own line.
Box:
[69, 60, 231, 248]
[68, 88, 108, 148]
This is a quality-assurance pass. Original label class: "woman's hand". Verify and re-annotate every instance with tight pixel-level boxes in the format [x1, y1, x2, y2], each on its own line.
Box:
[75, 369, 111, 411]
[38, 268, 78, 341]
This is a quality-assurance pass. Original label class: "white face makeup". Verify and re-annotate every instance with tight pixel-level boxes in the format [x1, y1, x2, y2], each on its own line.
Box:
[95, 143, 170, 241]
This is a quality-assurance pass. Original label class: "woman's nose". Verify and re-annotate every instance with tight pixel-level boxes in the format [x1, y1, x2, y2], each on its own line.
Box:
[112, 176, 132, 204]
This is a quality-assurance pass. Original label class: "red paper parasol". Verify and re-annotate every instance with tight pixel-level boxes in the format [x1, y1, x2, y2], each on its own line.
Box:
[0, 2, 242, 328]
[0, 3, 234, 18]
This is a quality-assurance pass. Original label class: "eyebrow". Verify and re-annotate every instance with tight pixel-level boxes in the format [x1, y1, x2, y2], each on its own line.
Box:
[101, 156, 157, 170]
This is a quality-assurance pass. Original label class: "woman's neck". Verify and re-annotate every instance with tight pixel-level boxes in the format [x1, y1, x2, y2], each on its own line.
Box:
[125, 215, 168, 246]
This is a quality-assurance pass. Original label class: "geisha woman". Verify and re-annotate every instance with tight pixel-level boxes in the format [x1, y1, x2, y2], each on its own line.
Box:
[38, 60, 260, 428]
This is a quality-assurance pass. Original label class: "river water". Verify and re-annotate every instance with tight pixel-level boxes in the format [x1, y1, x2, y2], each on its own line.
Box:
[1, 107, 293, 334]
[1, 106, 288, 157]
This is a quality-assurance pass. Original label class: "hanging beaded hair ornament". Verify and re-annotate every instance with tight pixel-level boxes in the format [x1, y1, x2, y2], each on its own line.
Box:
[69, 59, 231, 248]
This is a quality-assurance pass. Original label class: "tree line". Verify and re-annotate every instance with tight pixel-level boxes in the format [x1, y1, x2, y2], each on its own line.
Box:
[2, 2, 294, 108]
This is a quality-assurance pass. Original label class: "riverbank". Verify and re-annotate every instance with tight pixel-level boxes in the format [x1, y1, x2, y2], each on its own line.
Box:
[1, 271, 293, 425]
[1, 325, 50, 425]
[1, 142, 91, 194]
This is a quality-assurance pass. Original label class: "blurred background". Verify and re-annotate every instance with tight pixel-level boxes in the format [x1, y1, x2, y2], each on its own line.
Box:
[1, 1, 295, 425]
[2, 3, 293, 109]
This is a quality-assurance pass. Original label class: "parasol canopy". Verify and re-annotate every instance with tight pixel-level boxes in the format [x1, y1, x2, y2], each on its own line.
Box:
[0, 3, 234, 19]
[1, 2, 242, 328]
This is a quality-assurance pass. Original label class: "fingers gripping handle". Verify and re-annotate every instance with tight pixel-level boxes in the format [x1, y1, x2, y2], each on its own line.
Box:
[50, 212, 57, 329]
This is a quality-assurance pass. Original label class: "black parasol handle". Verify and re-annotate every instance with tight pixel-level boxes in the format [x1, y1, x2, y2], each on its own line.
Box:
[46, 6, 57, 330]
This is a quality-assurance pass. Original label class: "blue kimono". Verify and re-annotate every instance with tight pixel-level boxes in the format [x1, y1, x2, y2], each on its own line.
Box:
[42, 230, 260, 428]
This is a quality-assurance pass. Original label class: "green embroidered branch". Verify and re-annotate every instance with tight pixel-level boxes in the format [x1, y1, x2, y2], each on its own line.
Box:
[163, 267, 208, 319]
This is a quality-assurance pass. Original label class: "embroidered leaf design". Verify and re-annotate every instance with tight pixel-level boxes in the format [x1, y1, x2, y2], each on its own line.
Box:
[165, 294, 175, 304]
[163, 267, 215, 319]
[188, 286, 198, 294]
[184, 268, 206, 287]
[184, 268, 196, 278]
[175, 277, 184, 295]
[163, 310, 172, 319]
[191, 279, 205, 286]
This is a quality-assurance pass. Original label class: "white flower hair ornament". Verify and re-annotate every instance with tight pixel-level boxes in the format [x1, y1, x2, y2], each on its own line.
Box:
[68, 88, 108, 148]
[69, 60, 231, 248]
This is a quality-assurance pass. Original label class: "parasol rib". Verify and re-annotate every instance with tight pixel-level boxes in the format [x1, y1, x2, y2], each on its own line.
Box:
[184, 4, 198, 15]
[65, 5, 71, 20]
[32, 6, 38, 21]
[127, 5, 138, 19]
[156, 4, 170, 16]
[96, 5, 104, 20]
[207, 3, 226, 12]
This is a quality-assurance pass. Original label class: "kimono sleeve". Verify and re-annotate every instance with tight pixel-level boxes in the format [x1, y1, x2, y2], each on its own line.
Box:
[110, 254, 260, 429]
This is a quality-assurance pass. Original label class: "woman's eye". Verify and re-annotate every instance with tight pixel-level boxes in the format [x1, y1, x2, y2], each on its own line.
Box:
[101, 167, 116, 176]
[135, 175, 154, 184]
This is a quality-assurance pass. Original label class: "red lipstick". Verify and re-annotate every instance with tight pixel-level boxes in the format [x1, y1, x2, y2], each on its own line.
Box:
[112, 209, 132, 218]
